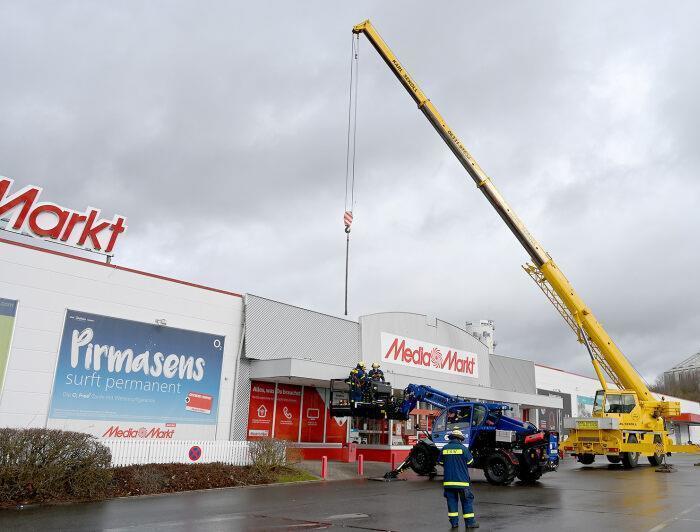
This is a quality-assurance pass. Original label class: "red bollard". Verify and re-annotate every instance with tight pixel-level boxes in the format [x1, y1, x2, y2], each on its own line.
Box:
[321, 456, 328, 480]
[358, 454, 364, 476]
[390, 452, 397, 471]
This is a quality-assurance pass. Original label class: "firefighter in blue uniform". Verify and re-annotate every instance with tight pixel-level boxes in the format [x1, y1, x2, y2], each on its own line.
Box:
[438, 428, 479, 529]
[348, 361, 367, 403]
[368, 362, 385, 382]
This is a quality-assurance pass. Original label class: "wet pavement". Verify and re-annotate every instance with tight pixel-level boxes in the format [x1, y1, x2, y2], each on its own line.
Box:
[2, 455, 700, 531]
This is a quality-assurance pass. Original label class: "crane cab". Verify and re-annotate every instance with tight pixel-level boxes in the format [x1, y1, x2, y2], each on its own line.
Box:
[592, 390, 640, 419]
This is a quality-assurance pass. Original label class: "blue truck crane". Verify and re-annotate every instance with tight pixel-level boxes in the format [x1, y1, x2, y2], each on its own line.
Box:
[330, 380, 559, 485]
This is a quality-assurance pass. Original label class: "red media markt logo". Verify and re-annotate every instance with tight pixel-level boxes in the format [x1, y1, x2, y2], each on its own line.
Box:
[430, 347, 443, 367]
[383, 335, 478, 377]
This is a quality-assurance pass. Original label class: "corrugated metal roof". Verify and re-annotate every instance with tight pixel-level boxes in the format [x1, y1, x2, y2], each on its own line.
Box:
[244, 294, 360, 365]
[669, 352, 700, 371]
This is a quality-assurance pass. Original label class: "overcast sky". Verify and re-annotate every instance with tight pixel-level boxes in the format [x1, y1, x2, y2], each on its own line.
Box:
[2, 1, 699, 382]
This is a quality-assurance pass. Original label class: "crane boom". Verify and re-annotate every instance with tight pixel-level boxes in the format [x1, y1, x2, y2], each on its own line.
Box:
[352, 20, 674, 416]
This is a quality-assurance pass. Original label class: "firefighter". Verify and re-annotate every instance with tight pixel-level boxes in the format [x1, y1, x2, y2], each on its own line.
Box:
[438, 428, 479, 529]
[348, 361, 367, 403]
[368, 362, 385, 382]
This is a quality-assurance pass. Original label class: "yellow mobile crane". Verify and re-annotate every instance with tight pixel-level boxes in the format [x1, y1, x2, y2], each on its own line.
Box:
[352, 20, 700, 468]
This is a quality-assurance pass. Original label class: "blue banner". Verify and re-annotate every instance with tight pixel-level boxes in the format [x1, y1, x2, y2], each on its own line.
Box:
[49, 310, 224, 425]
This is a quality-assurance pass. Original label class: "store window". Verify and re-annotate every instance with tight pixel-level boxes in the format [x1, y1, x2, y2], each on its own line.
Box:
[350, 416, 388, 445]
[300, 387, 325, 443]
[247, 381, 276, 440]
[274, 384, 302, 441]
[247, 383, 347, 444]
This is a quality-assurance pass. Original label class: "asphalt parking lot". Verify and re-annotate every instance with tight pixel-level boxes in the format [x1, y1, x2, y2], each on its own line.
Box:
[2, 455, 700, 531]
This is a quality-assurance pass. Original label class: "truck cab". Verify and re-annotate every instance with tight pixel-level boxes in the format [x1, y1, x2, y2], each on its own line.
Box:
[431, 403, 489, 447]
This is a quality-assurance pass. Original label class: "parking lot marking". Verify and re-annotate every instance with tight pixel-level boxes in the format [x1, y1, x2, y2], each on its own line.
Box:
[648, 501, 700, 532]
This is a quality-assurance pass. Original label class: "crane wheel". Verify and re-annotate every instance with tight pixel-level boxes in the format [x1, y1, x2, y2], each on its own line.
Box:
[578, 454, 595, 465]
[606, 455, 622, 464]
[408, 443, 437, 476]
[621, 452, 640, 469]
[516, 468, 543, 483]
[647, 453, 664, 466]
[484, 453, 517, 486]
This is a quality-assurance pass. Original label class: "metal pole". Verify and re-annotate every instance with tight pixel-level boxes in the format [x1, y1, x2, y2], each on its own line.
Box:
[344, 227, 350, 316]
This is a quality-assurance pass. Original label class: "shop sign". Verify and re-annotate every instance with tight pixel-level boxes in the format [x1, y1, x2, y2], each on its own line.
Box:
[47, 310, 224, 439]
[247, 381, 275, 439]
[0, 177, 127, 253]
[274, 383, 302, 441]
[381, 332, 479, 378]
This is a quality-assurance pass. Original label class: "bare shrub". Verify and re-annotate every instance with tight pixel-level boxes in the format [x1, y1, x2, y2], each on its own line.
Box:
[248, 438, 288, 474]
[0, 428, 112, 503]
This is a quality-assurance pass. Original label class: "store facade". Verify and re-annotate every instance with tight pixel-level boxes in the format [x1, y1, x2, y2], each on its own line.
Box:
[236, 295, 562, 461]
[1, 237, 563, 463]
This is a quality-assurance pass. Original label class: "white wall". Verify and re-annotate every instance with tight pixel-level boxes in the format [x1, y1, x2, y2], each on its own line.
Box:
[0, 240, 243, 440]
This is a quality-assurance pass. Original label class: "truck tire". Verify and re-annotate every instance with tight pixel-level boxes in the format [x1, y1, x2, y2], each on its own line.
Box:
[606, 455, 621, 464]
[621, 452, 639, 469]
[578, 454, 595, 465]
[484, 453, 517, 486]
[516, 467, 543, 483]
[647, 453, 663, 466]
[408, 443, 436, 476]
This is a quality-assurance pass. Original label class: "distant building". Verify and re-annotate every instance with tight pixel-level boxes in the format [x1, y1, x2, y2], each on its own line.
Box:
[664, 352, 700, 393]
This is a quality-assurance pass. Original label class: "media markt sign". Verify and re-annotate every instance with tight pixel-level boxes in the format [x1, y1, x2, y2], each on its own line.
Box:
[0, 177, 127, 254]
[381, 332, 479, 378]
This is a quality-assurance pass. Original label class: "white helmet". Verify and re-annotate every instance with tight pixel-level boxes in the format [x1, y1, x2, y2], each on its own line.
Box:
[448, 428, 465, 441]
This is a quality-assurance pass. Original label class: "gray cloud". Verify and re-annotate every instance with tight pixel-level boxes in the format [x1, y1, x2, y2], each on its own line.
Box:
[2, 1, 700, 382]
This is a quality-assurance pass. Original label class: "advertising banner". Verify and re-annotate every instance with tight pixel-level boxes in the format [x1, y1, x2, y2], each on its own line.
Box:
[47, 310, 224, 439]
[273, 383, 302, 441]
[247, 380, 276, 439]
[0, 298, 18, 397]
[577, 395, 594, 417]
[300, 387, 325, 443]
[381, 332, 479, 379]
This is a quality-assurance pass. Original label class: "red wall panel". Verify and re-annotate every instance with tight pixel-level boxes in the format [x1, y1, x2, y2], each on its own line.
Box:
[300, 387, 325, 443]
[247, 381, 275, 440]
[274, 383, 302, 441]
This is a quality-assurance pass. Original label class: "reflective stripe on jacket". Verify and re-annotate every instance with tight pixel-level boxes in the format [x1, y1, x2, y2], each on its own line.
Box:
[438, 440, 474, 487]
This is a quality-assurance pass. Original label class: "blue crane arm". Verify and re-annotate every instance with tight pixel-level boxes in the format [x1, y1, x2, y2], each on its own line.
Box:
[399, 383, 464, 416]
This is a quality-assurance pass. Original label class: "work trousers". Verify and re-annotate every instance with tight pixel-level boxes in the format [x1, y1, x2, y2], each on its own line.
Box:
[444, 487, 475, 526]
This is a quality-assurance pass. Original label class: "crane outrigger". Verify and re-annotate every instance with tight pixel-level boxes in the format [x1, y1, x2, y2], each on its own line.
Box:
[352, 19, 699, 467]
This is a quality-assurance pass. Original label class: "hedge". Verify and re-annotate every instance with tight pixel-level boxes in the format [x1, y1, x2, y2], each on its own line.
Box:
[0, 428, 113, 503]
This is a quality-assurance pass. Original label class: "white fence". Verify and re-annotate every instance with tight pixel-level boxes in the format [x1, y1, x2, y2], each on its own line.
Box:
[104, 439, 252, 467]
